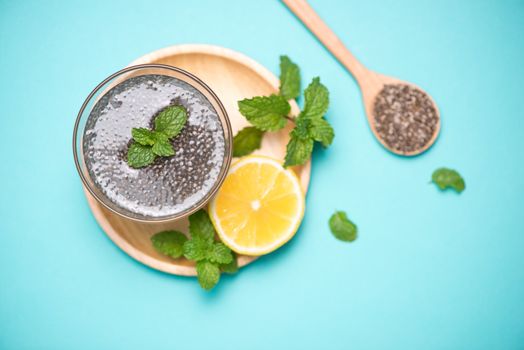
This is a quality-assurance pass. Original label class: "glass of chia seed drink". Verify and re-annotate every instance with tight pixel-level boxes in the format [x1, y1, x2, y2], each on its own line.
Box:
[73, 64, 232, 222]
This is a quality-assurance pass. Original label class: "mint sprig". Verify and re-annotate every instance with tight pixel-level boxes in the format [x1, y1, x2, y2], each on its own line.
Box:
[127, 105, 187, 168]
[150, 209, 236, 291]
[233, 55, 334, 167]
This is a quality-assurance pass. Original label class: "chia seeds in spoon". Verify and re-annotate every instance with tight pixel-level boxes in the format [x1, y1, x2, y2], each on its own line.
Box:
[373, 84, 438, 154]
[83, 74, 226, 218]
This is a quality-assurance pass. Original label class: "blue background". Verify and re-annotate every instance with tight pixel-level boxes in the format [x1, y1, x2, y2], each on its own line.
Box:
[1, 0, 523, 349]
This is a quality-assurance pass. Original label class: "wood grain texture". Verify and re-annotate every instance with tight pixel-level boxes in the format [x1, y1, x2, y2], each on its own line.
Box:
[282, 0, 440, 156]
[83, 44, 311, 276]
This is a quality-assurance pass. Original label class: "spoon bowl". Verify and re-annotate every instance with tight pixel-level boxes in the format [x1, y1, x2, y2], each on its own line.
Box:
[359, 71, 441, 156]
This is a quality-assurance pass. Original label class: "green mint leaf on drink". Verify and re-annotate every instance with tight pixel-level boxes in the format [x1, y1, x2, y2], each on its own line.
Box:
[149, 131, 174, 156]
[279, 55, 300, 100]
[302, 77, 329, 120]
[132, 128, 156, 146]
[151, 231, 187, 259]
[152, 138, 175, 157]
[329, 211, 357, 242]
[151, 130, 169, 143]
[126, 104, 188, 168]
[207, 243, 233, 264]
[220, 253, 239, 274]
[127, 143, 156, 168]
[154, 105, 187, 138]
[233, 126, 264, 157]
[431, 168, 465, 193]
[284, 131, 314, 167]
[196, 260, 221, 291]
[238, 95, 290, 131]
[308, 118, 334, 147]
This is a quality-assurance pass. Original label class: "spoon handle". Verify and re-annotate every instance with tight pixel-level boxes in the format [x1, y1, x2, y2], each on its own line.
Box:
[282, 0, 369, 83]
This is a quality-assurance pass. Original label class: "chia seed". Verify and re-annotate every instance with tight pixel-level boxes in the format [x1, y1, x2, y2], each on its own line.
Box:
[373, 84, 438, 154]
[83, 74, 226, 218]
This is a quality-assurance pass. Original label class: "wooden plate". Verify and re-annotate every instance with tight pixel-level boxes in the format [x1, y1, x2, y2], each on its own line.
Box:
[84, 44, 311, 276]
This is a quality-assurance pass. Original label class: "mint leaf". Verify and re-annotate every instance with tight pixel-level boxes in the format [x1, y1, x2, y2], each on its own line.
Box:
[329, 211, 357, 242]
[127, 143, 156, 168]
[293, 116, 311, 140]
[279, 55, 300, 100]
[220, 253, 238, 274]
[188, 209, 215, 242]
[233, 126, 264, 157]
[302, 77, 329, 119]
[284, 131, 314, 167]
[432, 168, 465, 193]
[151, 231, 187, 259]
[152, 139, 175, 157]
[183, 236, 212, 261]
[151, 130, 169, 143]
[132, 128, 156, 146]
[196, 260, 220, 291]
[238, 95, 290, 131]
[151, 211, 237, 290]
[309, 118, 334, 147]
[127, 105, 188, 169]
[207, 243, 233, 264]
[154, 105, 187, 138]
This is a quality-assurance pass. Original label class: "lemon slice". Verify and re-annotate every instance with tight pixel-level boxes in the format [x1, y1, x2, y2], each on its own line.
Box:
[209, 156, 305, 256]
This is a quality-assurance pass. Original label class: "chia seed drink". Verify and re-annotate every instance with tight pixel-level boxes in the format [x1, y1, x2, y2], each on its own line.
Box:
[82, 73, 227, 219]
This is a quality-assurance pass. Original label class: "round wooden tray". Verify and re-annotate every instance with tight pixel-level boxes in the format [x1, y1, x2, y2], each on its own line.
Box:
[84, 44, 311, 276]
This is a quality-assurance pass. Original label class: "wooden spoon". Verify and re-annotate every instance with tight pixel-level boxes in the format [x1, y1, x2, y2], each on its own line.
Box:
[282, 0, 440, 156]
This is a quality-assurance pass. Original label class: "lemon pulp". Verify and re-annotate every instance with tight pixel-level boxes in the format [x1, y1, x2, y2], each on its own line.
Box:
[209, 156, 305, 256]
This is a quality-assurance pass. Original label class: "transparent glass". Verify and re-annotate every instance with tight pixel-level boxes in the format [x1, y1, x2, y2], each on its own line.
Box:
[73, 64, 232, 222]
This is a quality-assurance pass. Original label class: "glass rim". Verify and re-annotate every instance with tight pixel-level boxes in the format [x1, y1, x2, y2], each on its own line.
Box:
[72, 64, 233, 223]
